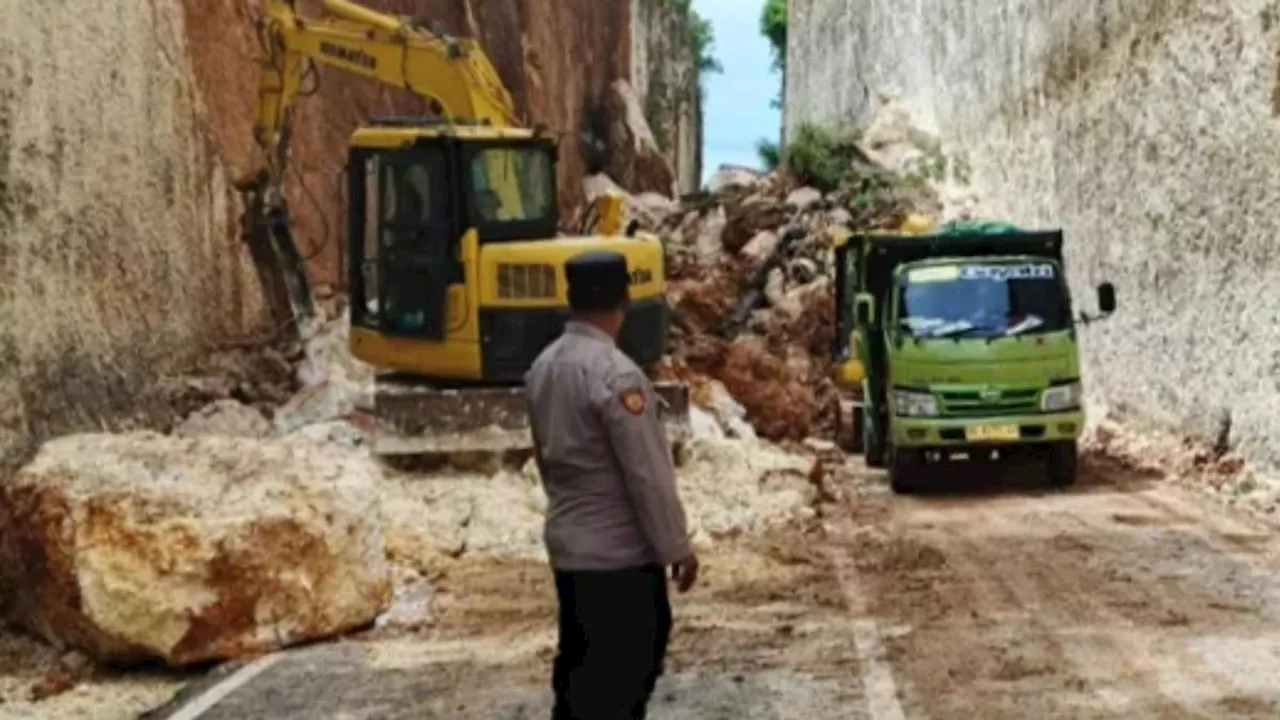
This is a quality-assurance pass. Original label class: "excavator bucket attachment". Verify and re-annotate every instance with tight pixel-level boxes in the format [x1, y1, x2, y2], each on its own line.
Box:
[236, 173, 315, 342]
[372, 378, 692, 457]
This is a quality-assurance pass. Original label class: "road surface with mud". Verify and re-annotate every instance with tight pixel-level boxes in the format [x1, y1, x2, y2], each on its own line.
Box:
[142, 456, 1280, 719]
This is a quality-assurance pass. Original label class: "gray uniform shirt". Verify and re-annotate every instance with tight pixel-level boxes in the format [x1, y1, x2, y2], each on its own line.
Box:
[524, 321, 691, 571]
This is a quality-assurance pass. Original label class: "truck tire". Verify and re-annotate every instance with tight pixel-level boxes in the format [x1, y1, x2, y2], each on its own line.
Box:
[888, 444, 923, 494]
[1046, 441, 1078, 487]
[863, 407, 885, 468]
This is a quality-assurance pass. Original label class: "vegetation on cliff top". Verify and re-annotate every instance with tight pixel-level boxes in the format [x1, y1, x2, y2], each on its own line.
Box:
[661, 0, 723, 100]
[760, 0, 787, 79]
[757, 0, 788, 165]
[770, 123, 863, 192]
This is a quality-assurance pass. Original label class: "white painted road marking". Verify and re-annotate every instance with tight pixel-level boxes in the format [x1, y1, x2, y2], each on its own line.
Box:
[829, 548, 908, 720]
[165, 653, 284, 720]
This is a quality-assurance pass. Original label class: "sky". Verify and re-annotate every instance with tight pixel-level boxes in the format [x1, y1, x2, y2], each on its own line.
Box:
[692, 0, 781, 186]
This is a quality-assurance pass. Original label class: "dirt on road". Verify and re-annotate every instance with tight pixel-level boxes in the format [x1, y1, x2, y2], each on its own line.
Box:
[124, 453, 1280, 720]
[835, 457, 1280, 719]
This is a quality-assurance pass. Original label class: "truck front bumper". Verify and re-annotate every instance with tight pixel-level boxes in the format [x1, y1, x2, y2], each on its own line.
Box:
[890, 410, 1085, 449]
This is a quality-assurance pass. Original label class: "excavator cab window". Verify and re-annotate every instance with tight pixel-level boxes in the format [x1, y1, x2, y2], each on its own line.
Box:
[462, 140, 558, 242]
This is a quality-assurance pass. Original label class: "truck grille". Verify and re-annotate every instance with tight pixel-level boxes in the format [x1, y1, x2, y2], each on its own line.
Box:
[496, 263, 557, 299]
[939, 388, 1039, 417]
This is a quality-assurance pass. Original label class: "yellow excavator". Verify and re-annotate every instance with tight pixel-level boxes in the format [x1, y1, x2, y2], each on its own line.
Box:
[237, 0, 689, 456]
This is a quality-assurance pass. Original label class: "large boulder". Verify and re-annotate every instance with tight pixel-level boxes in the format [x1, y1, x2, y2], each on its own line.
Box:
[581, 173, 677, 232]
[722, 192, 789, 253]
[693, 206, 728, 264]
[173, 399, 273, 439]
[785, 186, 823, 211]
[601, 79, 678, 198]
[740, 230, 780, 267]
[0, 433, 391, 667]
[707, 165, 766, 195]
[858, 88, 939, 173]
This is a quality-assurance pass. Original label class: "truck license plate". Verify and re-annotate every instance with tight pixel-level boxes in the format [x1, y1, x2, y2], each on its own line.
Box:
[965, 424, 1020, 442]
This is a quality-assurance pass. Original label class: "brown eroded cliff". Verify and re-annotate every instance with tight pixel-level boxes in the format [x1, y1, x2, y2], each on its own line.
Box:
[0, 0, 701, 471]
[182, 0, 697, 288]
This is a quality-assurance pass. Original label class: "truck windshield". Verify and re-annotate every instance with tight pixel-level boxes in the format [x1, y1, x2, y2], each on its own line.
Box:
[896, 261, 1070, 338]
[468, 145, 557, 239]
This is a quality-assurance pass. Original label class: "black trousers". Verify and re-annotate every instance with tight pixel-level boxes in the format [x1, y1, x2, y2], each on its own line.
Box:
[551, 564, 672, 720]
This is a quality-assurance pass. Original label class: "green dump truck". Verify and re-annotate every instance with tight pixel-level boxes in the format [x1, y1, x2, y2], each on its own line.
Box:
[830, 220, 1116, 493]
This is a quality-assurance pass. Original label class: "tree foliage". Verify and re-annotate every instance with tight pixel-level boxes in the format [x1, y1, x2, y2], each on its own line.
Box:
[759, 0, 787, 111]
[690, 12, 723, 76]
[760, 0, 787, 71]
[775, 123, 866, 192]
[756, 138, 781, 170]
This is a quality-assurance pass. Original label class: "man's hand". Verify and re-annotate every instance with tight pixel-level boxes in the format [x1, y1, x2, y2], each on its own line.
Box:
[670, 553, 699, 593]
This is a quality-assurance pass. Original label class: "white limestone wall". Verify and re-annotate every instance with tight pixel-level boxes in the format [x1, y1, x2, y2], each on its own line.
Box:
[788, 0, 1280, 463]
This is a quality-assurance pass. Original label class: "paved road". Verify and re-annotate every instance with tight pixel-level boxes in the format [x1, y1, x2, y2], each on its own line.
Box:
[143, 457, 1280, 719]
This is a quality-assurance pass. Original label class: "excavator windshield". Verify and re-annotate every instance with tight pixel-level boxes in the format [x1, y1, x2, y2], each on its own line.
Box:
[465, 141, 558, 242]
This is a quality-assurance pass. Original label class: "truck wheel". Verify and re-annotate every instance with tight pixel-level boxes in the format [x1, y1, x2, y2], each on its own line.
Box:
[1046, 441, 1078, 487]
[863, 407, 885, 468]
[888, 444, 923, 494]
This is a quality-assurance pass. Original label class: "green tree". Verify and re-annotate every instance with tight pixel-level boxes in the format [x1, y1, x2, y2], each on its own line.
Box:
[760, 0, 787, 69]
[759, 0, 787, 110]
[756, 138, 781, 170]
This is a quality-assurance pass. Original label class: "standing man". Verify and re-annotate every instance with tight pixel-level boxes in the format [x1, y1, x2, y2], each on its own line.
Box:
[525, 249, 699, 720]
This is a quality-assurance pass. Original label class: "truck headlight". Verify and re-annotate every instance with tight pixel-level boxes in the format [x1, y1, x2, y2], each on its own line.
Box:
[1041, 381, 1082, 412]
[893, 388, 939, 417]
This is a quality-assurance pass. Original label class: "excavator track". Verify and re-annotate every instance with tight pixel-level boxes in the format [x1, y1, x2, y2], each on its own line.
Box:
[371, 376, 692, 459]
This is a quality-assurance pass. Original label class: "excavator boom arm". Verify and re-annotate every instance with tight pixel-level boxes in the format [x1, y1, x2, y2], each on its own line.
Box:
[254, 0, 518, 145]
[239, 0, 521, 337]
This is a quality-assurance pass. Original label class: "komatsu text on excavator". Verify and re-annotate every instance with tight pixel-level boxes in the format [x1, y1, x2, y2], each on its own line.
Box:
[238, 0, 690, 456]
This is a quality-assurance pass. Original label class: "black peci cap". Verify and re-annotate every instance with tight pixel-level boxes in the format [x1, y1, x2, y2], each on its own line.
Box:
[565, 250, 630, 313]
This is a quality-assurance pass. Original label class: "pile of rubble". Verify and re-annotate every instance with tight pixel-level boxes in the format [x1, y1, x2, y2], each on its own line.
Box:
[584, 133, 945, 443]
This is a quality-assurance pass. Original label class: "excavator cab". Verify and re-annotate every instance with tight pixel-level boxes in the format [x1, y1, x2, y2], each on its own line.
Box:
[346, 122, 558, 343]
[342, 122, 689, 456]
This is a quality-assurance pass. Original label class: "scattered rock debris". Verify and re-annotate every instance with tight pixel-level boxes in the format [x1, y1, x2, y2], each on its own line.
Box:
[1083, 411, 1280, 516]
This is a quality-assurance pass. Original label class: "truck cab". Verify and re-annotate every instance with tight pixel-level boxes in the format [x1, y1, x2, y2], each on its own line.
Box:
[831, 223, 1116, 493]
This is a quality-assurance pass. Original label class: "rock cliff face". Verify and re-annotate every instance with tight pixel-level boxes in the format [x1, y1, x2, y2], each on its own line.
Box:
[631, 0, 703, 195]
[1, 1, 701, 470]
[0, 1, 268, 472]
[786, 0, 1280, 467]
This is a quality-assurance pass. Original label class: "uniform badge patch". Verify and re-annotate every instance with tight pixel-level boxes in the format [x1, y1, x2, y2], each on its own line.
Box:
[620, 388, 647, 415]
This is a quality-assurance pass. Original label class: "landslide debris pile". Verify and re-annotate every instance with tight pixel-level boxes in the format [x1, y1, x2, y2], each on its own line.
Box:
[589, 124, 945, 443]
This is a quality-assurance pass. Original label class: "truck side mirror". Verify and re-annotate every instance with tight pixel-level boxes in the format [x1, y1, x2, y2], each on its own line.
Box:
[1097, 282, 1116, 315]
[855, 293, 875, 325]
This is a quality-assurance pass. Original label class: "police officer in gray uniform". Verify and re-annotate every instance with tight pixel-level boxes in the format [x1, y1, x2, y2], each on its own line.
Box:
[525, 249, 699, 720]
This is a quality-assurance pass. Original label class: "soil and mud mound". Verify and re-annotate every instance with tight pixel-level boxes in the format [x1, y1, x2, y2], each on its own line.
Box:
[623, 148, 939, 443]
